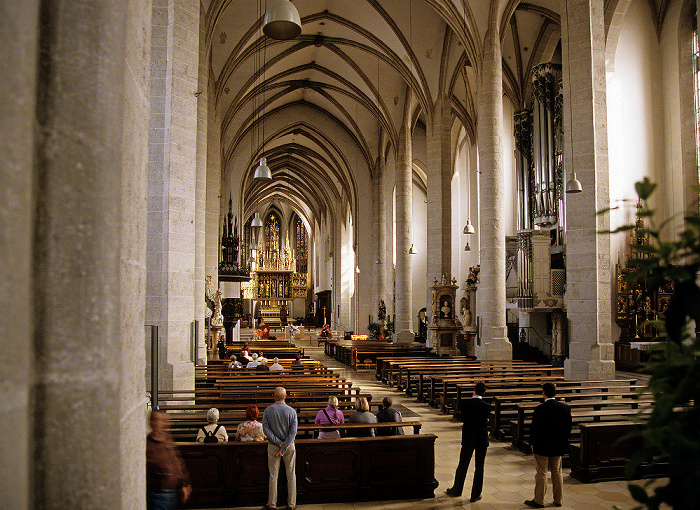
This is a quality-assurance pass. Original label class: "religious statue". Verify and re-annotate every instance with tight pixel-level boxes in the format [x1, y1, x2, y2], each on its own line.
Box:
[205, 275, 215, 318]
[460, 296, 472, 326]
[211, 289, 224, 328]
[378, 300, 387, 322]
[440, 296, 452, 319]
[283, 236, 291, 270]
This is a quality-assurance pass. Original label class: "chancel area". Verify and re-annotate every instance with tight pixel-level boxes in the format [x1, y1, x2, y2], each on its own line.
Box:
[2, 0, 698, 508]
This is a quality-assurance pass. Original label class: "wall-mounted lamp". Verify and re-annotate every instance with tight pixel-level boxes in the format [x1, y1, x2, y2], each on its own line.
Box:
[408, 244, 417, 254]
[355, 265, 361, 274]
[565, 172, 582, 194]
[263, 0, 301, 40]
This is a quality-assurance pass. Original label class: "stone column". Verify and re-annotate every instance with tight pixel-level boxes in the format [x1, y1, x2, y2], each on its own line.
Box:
[395, 93, 414, 342]
[475, 3, 512, 359]
[194, 6, 208, 364]
[373, 135, 389, 317]
[1, 2, 39, 508]
[147, 0, 201, 390]
[18, 1, 151, 507]
[562, 0, 615, 380]
[426, 94, 452, 282]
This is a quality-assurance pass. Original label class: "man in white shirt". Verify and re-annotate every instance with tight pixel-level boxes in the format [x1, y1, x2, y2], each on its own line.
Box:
[269, 357, 284, 371]
[246, 352, 261, 368]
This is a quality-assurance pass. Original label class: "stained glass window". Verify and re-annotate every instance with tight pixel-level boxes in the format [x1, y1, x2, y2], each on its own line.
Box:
[295, 215, 308, 273]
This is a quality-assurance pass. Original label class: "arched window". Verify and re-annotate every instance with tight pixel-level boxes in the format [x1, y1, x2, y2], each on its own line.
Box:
[295, 215, 308, 273]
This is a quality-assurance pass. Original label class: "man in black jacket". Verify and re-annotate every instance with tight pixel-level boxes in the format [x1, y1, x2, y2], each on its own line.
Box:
[525, 382, 573, 508]
[446, 381, 491, 502]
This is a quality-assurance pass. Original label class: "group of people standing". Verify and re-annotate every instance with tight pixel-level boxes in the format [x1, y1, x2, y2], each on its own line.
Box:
[446, 382, 573, 507]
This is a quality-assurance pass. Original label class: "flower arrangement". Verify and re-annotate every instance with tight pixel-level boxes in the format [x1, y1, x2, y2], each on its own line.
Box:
[318, 324, 332, 338]
[254, 329, 264, 339]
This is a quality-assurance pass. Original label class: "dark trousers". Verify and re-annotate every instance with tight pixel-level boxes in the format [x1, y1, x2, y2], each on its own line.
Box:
[452, 442, 487, 498]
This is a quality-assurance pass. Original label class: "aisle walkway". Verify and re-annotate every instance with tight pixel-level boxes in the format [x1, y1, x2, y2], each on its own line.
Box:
[211, 341, 662, 510]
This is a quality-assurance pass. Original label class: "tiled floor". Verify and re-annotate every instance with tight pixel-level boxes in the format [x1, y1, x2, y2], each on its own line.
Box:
[211, 338, 664, 510]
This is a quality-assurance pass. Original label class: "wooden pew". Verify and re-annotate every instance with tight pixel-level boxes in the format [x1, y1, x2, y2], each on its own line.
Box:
[178, 434, 439, 508]
[569, 421, 668, 483]
[485, 381, 642, 438]
[510, 402, 654, 453]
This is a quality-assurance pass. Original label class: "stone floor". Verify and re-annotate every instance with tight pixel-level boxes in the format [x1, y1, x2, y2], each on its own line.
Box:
[210, 336, 665, 510]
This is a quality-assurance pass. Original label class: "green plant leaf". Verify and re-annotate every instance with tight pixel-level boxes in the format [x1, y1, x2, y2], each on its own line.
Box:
[635, 178, 657, 200]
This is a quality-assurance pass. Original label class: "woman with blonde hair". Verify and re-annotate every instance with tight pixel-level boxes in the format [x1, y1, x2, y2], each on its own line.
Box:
[314, 396, 345, 439]
[346, 396, 377, 437]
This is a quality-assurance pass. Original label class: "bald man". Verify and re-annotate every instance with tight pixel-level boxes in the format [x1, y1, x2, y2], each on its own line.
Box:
[262, 387, 298, 510]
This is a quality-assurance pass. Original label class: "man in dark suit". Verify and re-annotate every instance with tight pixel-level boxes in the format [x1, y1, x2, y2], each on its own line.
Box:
[446, 381, 491, 502]
[525, 382, 573, 508]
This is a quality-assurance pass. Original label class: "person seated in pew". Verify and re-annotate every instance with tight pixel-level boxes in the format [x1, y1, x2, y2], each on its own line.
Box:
[376, 397, 404, 436]
[246, 352, 261, 369]
[314, 396, 344, 439]
[346, 396, 377, 437]
[196, 408, 229, 443]
[291, 352, 303, 368]
[240, 343, 252, 361]
[236, 404, 265, 442]
[269, 357, 284, 372]
[258, 351, 268, 364]
[256, 358, 270, 371]
[228, 354, 242, 369]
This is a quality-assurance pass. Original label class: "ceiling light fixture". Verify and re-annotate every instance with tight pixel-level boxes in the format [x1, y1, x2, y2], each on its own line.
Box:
[463, 219, 475, 235]
[409, 244, 417, 254]
[263, 0, 301, 40]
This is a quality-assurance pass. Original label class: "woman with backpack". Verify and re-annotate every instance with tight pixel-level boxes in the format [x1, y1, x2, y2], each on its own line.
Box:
[196, 408, 229, 443]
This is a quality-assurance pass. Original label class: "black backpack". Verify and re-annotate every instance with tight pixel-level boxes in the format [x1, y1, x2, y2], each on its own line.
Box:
[201, 424, 221, 443]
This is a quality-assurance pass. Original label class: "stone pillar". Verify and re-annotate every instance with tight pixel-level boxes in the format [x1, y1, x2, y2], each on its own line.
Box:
[395, 93, 414, 342]
[373, 132, 389, 316]
[147, 0, 200, 390]
[194, 6, 208, 364]
[205, 56, 222, 293]
[426, 94, 452, 283]
[16, 1, 151, 508]
[475, 3, 512, 360]
[1, 2, 39, 508]
[562, 0, 615, 380]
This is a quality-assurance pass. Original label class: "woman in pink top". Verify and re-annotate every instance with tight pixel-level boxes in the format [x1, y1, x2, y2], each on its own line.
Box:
[314, 396, 345, 439]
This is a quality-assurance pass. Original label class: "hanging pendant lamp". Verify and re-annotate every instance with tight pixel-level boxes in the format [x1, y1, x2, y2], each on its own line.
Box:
[464, 242, 471, 252]
[253, 156, 272, 181]
[463, 219, 475, 235]
[263, 0, 301, 40]
[565, 172, 582, 194]
[251, 212, 263, 228]
[408, 244, 417, 254]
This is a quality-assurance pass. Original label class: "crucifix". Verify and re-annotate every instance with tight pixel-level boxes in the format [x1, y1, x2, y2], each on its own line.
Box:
[322, 306, 327, 324]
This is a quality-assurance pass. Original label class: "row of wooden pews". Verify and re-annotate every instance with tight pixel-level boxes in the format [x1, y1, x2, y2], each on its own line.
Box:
[373, 354, 664, 483]
[157, 355, 438, 506]
[322, 338, 433, 370]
